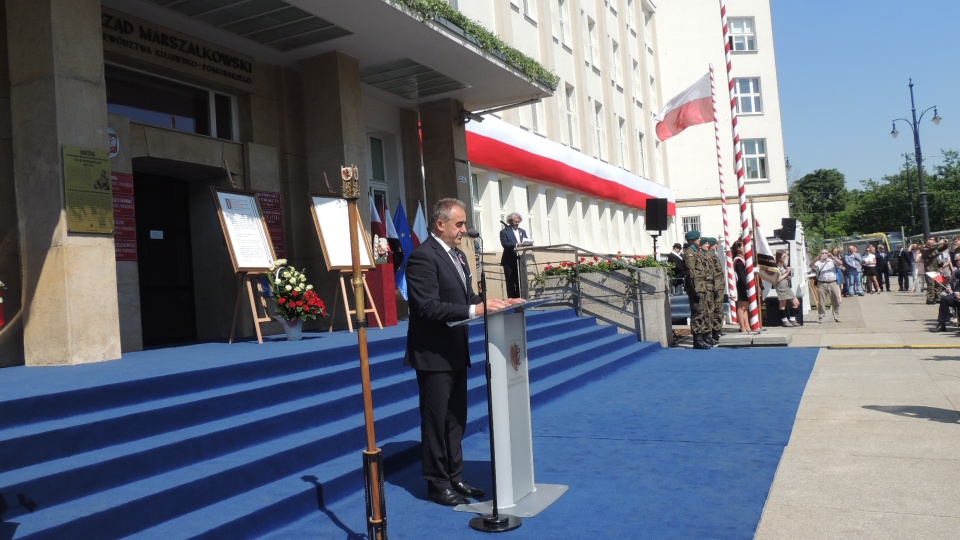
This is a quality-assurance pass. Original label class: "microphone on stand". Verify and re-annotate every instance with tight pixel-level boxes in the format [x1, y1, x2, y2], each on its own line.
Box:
[467, 229, 482, 293]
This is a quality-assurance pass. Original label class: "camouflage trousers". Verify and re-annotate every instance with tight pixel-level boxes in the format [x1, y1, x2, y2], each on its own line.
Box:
[711, 292, 724, 331]
[688, 292, 709, 334]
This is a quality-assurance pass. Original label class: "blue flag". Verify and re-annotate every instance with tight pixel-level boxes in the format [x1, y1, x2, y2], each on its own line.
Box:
[393, 200, 416, 300]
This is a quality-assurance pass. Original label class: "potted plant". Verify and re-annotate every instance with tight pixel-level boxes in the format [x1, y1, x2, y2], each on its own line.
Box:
[267, 259, 326, 340]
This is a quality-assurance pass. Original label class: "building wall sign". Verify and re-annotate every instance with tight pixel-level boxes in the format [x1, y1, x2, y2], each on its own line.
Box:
[112, 173, 137, 261]
[101, 7, 255, 92]
[63, 146, 114, 234]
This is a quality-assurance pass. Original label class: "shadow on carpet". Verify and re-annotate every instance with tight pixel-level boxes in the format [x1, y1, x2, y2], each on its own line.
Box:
[264, 346, 819, 539]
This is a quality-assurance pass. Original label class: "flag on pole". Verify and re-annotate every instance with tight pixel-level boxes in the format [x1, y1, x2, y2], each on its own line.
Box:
[754, 222, 777, 271]
[384, 204, 401, 252]
[654, 72, 715, 141]
[369, 194, 386, 240]
[393, 200, 415, 300]
[412, 201, 428, 248]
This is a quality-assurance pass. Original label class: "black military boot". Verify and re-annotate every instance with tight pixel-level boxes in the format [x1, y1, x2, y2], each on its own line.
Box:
[711, 331, 722, 343]
[694, 334, 711, 349]
[702, 334, 714, 348]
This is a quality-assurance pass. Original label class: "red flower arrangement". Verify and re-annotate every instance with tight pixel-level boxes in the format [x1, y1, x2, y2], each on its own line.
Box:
[267, 259, 327, 321]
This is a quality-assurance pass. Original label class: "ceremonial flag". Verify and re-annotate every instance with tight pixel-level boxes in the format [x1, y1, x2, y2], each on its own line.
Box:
[369, 194, 386, 240]
[754, 222, 777, 271]
[412, 201, 428, 248]
[654, 72, 714, 141]
[393, 200, 415, 300]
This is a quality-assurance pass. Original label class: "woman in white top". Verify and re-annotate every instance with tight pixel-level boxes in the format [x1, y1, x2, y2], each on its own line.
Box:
[862, 246, 879, 293]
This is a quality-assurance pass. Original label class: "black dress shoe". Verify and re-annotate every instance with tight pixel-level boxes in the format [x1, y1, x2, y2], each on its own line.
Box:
[452, 480, 485, 499]
[934, 323, 947, 332]
[429, 487, 469, 506]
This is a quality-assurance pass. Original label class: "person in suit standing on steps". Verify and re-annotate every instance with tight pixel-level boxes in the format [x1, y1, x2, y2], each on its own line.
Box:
[405, 198, 518, 507]
[499, 212, 529, 299]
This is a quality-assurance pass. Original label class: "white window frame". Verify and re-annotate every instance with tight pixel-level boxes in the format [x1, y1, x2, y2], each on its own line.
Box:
[637, 130, 647, 177]
[557, 0, 571, 47]
[565, 84, 579, 148]
[734, 77, 763, 114]
[522, 0, 537, 20]
[587, 18, 599, 67]
[611, 39, 622, 88]
[626, 0, 635, 29]
[594, 101, 605, 160]
[743, 138, 768, 179]
[617, 117, 628, 169]
[682, 215, 701, 235]
[729, 17, 757, 52]
[531, 101, 545, 134]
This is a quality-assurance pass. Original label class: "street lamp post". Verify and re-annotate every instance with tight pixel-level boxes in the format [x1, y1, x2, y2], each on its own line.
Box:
[903, 153, 917, 234]
[891, 78, 941, 241]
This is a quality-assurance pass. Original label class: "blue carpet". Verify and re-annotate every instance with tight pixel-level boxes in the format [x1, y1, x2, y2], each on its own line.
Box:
[267, 346, 818, 539]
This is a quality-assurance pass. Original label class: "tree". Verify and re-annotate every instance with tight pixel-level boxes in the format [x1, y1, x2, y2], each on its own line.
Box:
[788, 169, 849, 238]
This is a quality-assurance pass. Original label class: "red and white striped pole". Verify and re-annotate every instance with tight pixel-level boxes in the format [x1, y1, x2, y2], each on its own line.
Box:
[719, 0, 760, 330]
[710, 64, 738, 324]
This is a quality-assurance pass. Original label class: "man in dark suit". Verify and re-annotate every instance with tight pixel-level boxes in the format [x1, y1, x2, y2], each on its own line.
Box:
[405, 198, 512, 507]
[499, 212, 529, 298]
[666, 242, 686, 294]
[897, 243, 913, 291]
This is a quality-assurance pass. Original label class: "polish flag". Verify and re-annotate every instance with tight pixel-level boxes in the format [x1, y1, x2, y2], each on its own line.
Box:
[412, 201, 428, 248]
[369, 194, 386, 240]
[654, 72, 714, 141]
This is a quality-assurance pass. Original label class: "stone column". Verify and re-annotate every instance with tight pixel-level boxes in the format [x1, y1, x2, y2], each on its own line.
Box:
[298, 51, 367, 330]
[7, 0, 120, 365]
[419, 99, 471, 213]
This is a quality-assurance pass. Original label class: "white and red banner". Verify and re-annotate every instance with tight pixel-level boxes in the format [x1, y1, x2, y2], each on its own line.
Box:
[466, 117, 675, 213]
[655, 72, 714, 141]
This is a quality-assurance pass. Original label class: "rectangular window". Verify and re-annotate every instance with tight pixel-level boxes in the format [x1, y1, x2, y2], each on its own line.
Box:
[637, 131, 647, 177]
[522, 0, 536, 19]
[734, 77, 763, 114]
[369, 137, 385, 181]
[626, 0, 635, 28]
[743, 138, 768, 179]
[470, 173, 482, 230]
[617, 117, 628, 168]
[105, 64, 237, 141]
[587, 18, 599, 66]
[594, 101, 605, 160]
[631, 59, 640, 102]
[612, 40, 622, 87]
[557, 0, 571, 46]
[565, 84, 578, 147]
[729, 17, 757, 52]
[682, 215, 701, 234]
[531, 101, 544, 134]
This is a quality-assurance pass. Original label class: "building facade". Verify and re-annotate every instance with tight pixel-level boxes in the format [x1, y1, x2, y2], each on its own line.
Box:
[656, 0, 790, 242]
[0, 0, 790, 367]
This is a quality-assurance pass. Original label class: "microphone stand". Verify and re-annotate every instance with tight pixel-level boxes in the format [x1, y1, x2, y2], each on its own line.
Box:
[468, 231, 522, 533]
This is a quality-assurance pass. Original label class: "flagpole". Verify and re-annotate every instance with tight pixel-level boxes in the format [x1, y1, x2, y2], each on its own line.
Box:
[751, 200, 765, 330]
[719, 0, 760, 330]
[710, 64, 738, 325]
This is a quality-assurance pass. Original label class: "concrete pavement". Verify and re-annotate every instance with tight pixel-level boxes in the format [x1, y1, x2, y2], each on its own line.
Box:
[756, 288, 960, 539]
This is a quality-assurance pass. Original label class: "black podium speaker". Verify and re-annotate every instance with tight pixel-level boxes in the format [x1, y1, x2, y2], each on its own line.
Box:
[646, 198, 668, 231]
[780, 218, 797, 240]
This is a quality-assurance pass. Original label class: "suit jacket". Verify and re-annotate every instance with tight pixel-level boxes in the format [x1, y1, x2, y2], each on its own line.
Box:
[666, 251, 686, 279]
[500, 227, 528, 266]
[405, 236, 482, 371]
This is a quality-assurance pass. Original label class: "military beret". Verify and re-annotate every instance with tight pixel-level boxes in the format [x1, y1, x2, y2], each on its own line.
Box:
[704, 237, 717, 246]
[684, 230, 700, 241]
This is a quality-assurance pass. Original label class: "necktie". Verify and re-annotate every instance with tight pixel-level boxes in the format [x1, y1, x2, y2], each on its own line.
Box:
[450, 249, 467, 290]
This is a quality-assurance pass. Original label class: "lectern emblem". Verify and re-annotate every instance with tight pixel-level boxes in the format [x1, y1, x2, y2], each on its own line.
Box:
[510, 342, 522, 372]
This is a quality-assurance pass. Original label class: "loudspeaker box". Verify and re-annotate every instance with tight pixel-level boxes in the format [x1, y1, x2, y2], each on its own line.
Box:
[645, 198, 669, 231]
[780, 218, 797, 241]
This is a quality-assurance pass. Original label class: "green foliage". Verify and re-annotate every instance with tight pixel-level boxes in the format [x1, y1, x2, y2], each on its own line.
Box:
[788, 169, 849, 237]
[394, 0, 559, 90]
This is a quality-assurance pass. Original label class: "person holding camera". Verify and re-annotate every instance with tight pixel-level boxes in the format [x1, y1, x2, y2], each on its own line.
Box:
[811, 248, 843, 323]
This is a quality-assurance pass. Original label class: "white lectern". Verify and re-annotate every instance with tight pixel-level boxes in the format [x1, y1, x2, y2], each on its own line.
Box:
[451, 298, 568, 518]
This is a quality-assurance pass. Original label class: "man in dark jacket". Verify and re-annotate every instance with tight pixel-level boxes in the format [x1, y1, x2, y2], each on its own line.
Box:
[897, 243, 913, 291]
[666, 242, 686, 294]
[405, 198, 512, 506]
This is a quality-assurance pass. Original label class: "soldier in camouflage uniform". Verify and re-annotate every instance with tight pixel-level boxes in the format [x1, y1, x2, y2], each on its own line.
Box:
[698, 238, 717, 347]
[921, 237, 949, 304]
[704, 238, 726, 343]
[682, 230, 711, 349]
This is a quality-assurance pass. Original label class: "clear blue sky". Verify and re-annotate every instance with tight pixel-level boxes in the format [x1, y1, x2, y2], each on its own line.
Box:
[771, 0, 960, 189]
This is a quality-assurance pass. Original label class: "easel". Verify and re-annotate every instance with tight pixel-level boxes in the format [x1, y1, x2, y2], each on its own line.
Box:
[328, 271, 383, 332]
[229, 272, 275, 344]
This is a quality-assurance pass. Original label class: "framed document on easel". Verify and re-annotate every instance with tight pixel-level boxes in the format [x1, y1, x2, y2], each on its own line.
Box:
[309, 194, 382, 332]
[211, 187, 277, 343]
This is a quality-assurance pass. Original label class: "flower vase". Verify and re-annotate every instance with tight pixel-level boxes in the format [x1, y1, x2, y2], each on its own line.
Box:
[277, 317, 304, 341]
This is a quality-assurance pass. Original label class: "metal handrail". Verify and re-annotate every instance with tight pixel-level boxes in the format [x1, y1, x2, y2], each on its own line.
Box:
[479, 243, 668, 340]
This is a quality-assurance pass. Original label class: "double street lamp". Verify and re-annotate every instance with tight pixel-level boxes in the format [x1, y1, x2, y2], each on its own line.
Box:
[891, 78, 942, 240]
